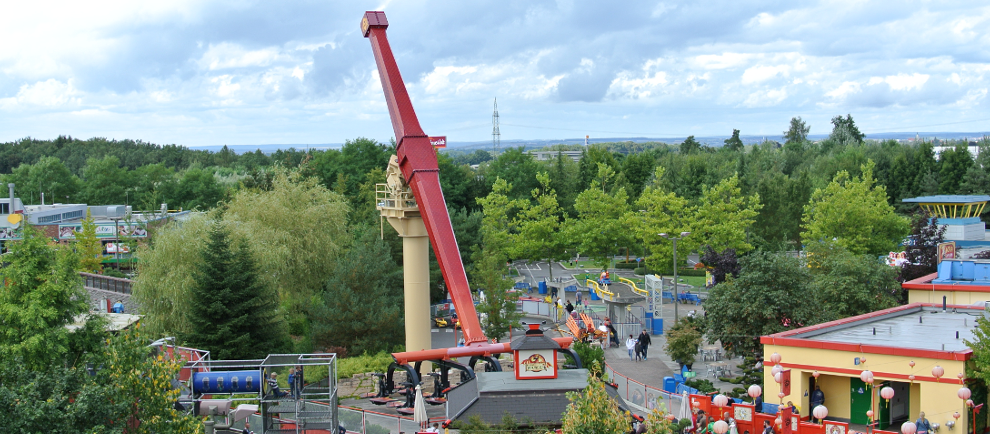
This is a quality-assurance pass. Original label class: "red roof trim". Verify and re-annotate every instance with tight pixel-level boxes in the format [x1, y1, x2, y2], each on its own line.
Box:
[762, 303, 974, 361]
[901, 271, 990, 292]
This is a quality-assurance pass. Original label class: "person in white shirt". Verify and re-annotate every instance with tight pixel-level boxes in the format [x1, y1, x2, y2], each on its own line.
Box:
[626, 335, 637, 361]
[424, 422, 440, 432]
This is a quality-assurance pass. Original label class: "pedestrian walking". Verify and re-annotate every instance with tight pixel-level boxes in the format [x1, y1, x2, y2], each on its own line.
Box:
[637, 329, 652, 360]
[810, 385, 825, 422]
[626, 335, 637, 361]
[565, 300, 574, 315]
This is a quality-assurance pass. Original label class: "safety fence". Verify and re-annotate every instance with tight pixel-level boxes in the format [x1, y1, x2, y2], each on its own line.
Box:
[603, 362, 683, 416]
[337, 405, 445, 434]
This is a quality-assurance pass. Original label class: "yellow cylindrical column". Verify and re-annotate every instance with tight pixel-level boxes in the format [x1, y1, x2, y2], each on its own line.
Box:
[388, 215, 432, 372]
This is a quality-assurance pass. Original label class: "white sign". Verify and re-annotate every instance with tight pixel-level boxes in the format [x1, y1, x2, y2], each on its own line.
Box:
[515, 349, 556, 379]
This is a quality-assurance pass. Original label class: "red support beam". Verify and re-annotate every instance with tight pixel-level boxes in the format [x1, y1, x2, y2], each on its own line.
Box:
[362, 11, 486, 344]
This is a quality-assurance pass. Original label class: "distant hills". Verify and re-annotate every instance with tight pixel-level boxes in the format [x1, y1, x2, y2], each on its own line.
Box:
[188, 132, 988, 154]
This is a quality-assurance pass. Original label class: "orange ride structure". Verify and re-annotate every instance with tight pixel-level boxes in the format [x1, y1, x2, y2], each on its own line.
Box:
[360, 12, 581, 421]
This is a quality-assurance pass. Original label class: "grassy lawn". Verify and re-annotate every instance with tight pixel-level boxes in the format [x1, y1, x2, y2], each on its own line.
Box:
[655, 274, 706, 288]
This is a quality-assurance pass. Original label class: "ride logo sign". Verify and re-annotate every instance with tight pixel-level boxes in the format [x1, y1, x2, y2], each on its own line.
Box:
[514, 349, 557, 380]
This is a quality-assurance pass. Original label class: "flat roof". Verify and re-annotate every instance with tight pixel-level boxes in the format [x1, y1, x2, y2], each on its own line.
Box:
[476, 370, 588, 393]
[66, 313, 142, 332]
[902, 195, 990, 204]
[762, 303, 977, 361]
[790, 306, 978, 352]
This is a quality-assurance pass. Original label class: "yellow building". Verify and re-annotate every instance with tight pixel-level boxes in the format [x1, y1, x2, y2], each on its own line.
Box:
[762, 303, 976, 432]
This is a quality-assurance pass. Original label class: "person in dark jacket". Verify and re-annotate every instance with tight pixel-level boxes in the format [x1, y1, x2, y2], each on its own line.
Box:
[637, 330, 652, 360]
[754, 394, 763, 413]
[810, 385, 825, 422]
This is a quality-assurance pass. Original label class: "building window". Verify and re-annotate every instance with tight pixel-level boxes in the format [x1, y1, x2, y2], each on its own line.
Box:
[61, 210, 82, 220]
[0, 203, 8, 214]
[38, 214, 61, 223]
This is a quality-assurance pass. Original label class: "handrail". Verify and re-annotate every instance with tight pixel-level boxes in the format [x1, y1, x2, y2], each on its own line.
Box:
[79, 272, 132, 295]
[585, 279, 614, 301]
[618, 277, 648, 296]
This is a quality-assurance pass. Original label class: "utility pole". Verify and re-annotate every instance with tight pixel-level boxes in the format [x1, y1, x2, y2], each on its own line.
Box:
[660, 232, 691, 323]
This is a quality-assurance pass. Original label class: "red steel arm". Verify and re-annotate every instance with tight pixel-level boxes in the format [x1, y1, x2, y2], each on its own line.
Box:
[362, 11, 486, 345]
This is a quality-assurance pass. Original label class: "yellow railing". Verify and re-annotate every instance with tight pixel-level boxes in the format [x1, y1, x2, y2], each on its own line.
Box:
[618, 277, 648, 296]
[586, 279, 614, 301]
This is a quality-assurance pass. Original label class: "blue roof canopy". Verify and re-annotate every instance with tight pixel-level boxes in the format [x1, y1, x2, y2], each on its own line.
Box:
[902, 195, 990, 203]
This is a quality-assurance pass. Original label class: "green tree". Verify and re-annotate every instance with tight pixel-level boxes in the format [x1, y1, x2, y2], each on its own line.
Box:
[665, 318, 703, 368]
[966, 317, 990, 390]
[805, 241, 902, 319]
[472, 250, 521, 341]
[784, 117, 810, 145]
[475, 177, 522, 261]
[560, 363, 630, 434]
[690, 173, 762, 254]
[635, 167, 694, 273]
[801, 160, 909, 256]
[81, 155, 131, 205]
[0, 226, 102, 370]
[568, 166, 633, 268]
[829, 114, 865, 144]
[310, 232, 404, 355]
[512, 172, 567, 280]
[939, 142, 974, 194]
[724, 129, 744, 152]
[186, 221, 289, 359]
[704, 252, 819, 357]
[959, 164, 989, 195]
[1, 156, 82, 205]
[680, 136, 702, 154]
[172, 166, 225, 210]
[76, 209, 104, 274]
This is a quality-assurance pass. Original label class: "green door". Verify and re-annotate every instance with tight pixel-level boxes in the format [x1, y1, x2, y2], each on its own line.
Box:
[850, 378, 872, 425]
[877, 381, 892, 430]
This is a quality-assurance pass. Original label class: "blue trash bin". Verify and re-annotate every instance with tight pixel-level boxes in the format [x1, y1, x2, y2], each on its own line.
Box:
[589, 289, 600, 301]
[663, 376, 676, 393]
[538, 281, 547, 295]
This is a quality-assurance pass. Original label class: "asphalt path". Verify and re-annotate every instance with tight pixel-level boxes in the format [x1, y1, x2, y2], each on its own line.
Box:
[430, 315, 560, 349]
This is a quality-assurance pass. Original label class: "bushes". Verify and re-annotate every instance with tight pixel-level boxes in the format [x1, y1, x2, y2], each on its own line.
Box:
[336, 351, 396, 380]
[572, 341, 605, 373]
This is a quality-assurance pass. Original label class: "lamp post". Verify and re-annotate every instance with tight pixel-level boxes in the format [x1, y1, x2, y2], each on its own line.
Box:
[660, 231, 691, 323]
[639, 210, 648, 273]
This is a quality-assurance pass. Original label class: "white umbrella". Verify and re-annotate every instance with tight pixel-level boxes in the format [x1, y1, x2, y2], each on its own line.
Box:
[413, 384, 428, 428]
[678, 391, 691, 421]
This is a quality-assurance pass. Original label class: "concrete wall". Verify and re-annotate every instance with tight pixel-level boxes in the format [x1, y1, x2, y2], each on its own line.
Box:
[763, 344, 968, 431]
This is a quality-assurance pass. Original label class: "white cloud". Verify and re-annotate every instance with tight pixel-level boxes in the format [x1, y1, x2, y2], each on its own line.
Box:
[884, 73, 929, 91]
[200, 43, 283, 70]
[2, 79, 81, 108]
[741, 65, 788, 84]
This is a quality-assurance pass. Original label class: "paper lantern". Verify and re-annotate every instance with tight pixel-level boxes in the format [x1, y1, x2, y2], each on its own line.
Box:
[772, 364, 783, 376]
[774, 372, 783, 384]
[867, 410, 874, 419]
[778, 392, 785, 399]
[713, 395, 729, 408]
[770, 352, 782, 364]
[967, 399, 974, 408]
[813, 371, 820, 379]
[748, 385, 763, 399]
[909, 361, 916, 368]
[902, 421, 918, 434]
[958, 373, 965, 381]
[775, 418, 783, 427]
[953, 412, 961, 420]
[881, 386, 895, 401]
[933, 366, 945, 381]
[958, 387, 972, 400]
[860, 370, 874, 384]
[860, 357, 866, 364]
[714, 420, 729, 434]
[909, 375, 916, 381]
[813, 405, 828, 421]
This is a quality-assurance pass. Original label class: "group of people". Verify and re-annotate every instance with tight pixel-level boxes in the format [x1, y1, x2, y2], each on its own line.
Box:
[625, 330, 653, 361]
[266, 367, 303, 399]
[691, 410, 740, 434]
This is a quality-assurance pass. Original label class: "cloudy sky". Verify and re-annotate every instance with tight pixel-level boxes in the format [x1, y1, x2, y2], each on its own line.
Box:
[2, 0, 989, 147]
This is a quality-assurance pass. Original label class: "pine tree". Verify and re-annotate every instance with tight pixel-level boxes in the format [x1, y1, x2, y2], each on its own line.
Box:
[724, 129, 744, 152]
[76, 209, 103, 274]
[185, 221, 288, 360]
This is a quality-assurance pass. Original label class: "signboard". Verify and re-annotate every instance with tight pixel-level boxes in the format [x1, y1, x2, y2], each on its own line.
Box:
[781, 369, 792, 395]
[0, 227, 23, 240]
[514, 349, 557, 379]
[59, 223, 148, 240]
[429, 136, 447, 148]
[937, 241, 956, 264]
